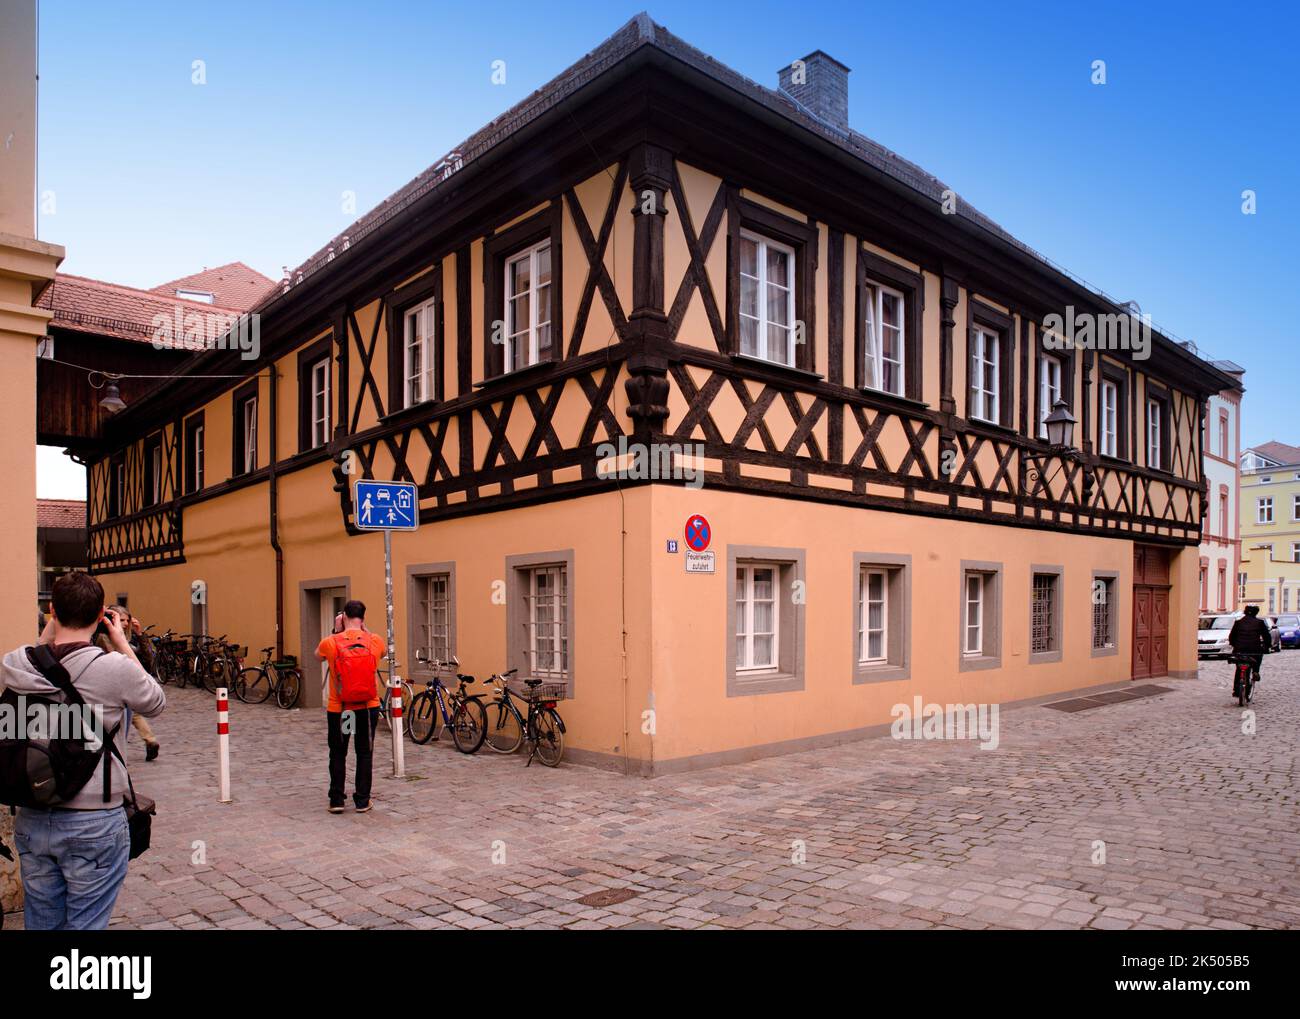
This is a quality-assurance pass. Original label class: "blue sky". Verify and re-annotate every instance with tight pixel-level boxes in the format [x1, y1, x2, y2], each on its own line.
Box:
[34, 0, 1296, 491]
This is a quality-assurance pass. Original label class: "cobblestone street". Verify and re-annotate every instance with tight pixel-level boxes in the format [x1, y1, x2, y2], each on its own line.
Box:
[12, 656, 1300, 931]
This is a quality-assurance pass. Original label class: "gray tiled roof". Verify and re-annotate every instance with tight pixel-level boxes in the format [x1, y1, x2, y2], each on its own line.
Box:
[261, 13, 1225, 378]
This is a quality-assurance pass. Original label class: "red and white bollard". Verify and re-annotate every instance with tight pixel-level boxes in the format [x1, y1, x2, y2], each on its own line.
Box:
[216, 687, 231, 803]
[389, 677, 405, 779]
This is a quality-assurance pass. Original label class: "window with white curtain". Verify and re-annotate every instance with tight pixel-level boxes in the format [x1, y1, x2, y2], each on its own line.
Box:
[738, 231, 796, 367]
[504, 241, 552, 373]
[969, 327, 1000, 423]
[857, 568, 888, 663]
[1100, 380, 1119, 457]
[1038, 355, 1062, 438]
[862, 283, 905, 396]
[735, 563, 779, 671]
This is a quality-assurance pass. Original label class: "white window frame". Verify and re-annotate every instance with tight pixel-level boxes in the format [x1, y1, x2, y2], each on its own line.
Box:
[1038, 354, 1062, 438]
[735, 562, 780, 672]
[1092, 576, 1117, 652]
[738, 230, 797, 368]
[309, 357, 331, 448]
[417, 573, 451, 663]
[503, 240, 552, 374]
[1291, 494, 1300, 521]
[964, 573, 985, 656]
[862, 281, 905, 396]
[1258, 497, 1274, 524]
[403, 298, 437, 407]
[525, 564, 568, 680]
[148, 442, 162, 505]
[192, 423, 204, 491]
[242, 395, 258, 474]
[1147, 398, 1162, 470]
[857, 568, 888, 664]
[969, 327, 1000, 424]
[1100, 380, 1119, 457]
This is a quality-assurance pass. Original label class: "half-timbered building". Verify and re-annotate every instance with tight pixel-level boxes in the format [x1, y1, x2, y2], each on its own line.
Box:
[81, 16, 1236, 773]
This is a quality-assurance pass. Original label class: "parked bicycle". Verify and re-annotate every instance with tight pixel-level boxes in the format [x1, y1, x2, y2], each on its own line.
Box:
[407, 653, 487, 753]
[482, 668, 566, 767]
[205, 637, 247, 693]
[236, 647, 303, 708]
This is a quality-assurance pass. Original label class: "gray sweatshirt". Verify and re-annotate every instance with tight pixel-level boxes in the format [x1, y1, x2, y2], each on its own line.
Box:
[1, 643, 166, 809]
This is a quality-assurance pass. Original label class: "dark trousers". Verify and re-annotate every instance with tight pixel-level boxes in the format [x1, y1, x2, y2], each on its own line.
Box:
[327, 708, 379, 807]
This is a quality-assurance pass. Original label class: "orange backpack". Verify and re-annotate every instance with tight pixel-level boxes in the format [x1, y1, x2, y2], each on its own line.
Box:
[331, 633, 378, 708]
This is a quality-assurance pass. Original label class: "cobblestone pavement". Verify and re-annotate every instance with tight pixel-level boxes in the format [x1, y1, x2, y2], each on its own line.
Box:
[11, 655, 1300, 930]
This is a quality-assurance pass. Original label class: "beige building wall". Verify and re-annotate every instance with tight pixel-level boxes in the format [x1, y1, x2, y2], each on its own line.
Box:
[0, 0, 66, 912]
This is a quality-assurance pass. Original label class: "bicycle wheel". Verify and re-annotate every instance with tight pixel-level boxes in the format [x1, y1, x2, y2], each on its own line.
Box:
[408, 691, 438, 744]
[237, 666, 272, 705]
[485, 699, 524, 754]
[155, 651, 175, 686]
[275, 669, 302, 709]
[450, 697, 487, 754]
[203, 657, 225, 694]
[533, 708, 565, 767]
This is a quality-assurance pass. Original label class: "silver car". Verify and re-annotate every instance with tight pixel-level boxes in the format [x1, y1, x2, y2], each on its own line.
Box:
[1198, 612, 1280, 658]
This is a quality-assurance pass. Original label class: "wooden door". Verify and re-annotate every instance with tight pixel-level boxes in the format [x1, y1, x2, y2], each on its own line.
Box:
[1132, 545, 1171, 680]
[1133, 587, 1152, 679]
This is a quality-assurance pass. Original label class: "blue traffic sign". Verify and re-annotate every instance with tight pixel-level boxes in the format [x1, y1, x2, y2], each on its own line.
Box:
[353, 480, 419, 531]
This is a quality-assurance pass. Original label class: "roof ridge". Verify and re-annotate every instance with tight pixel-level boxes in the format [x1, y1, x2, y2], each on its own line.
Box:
[48, 273, 246, 313]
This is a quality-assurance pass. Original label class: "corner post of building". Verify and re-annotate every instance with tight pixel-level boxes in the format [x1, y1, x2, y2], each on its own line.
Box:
[938, 274, 960, 481]
[628, 142, 672, 331]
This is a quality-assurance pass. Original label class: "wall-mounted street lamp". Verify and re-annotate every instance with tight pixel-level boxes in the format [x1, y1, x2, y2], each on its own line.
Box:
[1027, 399, 1087, 489]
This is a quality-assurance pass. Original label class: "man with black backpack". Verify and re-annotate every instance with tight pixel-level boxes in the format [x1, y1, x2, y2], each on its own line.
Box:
[315, 599, 384, 815]
[0, 572, 165, 929]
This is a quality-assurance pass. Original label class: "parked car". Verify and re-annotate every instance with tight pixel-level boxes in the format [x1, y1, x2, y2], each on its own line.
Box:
[1275, 613, 1300, 648]
[1198, 612, 1281, 658]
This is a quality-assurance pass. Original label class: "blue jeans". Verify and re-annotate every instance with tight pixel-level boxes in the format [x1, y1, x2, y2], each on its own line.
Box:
[14, 806, 130, 930]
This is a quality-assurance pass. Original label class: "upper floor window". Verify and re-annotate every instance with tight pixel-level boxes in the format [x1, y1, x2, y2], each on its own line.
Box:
[1100, 380, 1119, 457]
[739, 231, 796, 367]
[504, 241, 553, 373]
[184, 414, 204, 495]
[1258, 497, 1274, 524]
[969, 326, 1000, 424]
[295, 334, 334, 453]
[1219, 412, 1229, 458]
[404, 299, 437, 407]
[1146, 398, 1163, 470]
[145, 435, 163, 506]
[232, 380, 258, 477]
[1038, 355, 1062, 438]
[861, 282, 904, 395]
[310, 359, 330, 447]
[1293, 494, 1300, 521]
[109, 456, 125, 518]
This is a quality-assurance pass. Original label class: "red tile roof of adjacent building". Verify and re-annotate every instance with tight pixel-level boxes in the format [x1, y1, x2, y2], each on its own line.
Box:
[37, 273, 244, 349]
[37, 499, 86, 530]
[150, 261, 276, 311]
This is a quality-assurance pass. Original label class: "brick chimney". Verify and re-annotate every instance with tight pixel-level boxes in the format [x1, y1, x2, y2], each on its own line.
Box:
[778, 50, 851, 132]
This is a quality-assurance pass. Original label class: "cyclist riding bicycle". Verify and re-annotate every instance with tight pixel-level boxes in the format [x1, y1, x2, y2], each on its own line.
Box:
[1228, 605, 1270, 687]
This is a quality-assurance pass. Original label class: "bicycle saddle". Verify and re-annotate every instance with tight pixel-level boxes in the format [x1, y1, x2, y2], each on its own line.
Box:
[260, 645, 274, 653]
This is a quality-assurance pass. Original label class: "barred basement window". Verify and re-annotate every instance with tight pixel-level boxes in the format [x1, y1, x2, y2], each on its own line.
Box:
[1031, 574, 1057, 653]
[524, 564, 568, 679]
[1092, 576, 1116, 651]
[417, 574, 451, 662]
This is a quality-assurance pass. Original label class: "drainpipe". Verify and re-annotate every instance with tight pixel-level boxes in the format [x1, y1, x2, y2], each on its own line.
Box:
[267, 367, 284, 658]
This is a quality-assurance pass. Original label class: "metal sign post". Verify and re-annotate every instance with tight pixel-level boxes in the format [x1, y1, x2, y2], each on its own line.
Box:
[384, 528, 404, 779]
[352, 479, 419, 780]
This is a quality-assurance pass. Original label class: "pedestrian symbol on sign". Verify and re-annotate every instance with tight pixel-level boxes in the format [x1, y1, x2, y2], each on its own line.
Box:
[353, 480, 419, 532]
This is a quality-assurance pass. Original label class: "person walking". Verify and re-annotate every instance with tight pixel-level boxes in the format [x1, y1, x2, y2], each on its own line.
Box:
[0, 572, 165, 929]
[315, 600, 384, 814]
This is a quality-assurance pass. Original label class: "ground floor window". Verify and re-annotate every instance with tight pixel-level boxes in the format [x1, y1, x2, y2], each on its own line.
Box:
[1091, 572, 1118, 654]
[505, 550, 575, 693]
[1029, 568, 1062, 661]
[959, 561, 1002, 671]
[853, 553, 911, 683]
[406, 562, 455, 670]
[726, 546, 806, 696]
